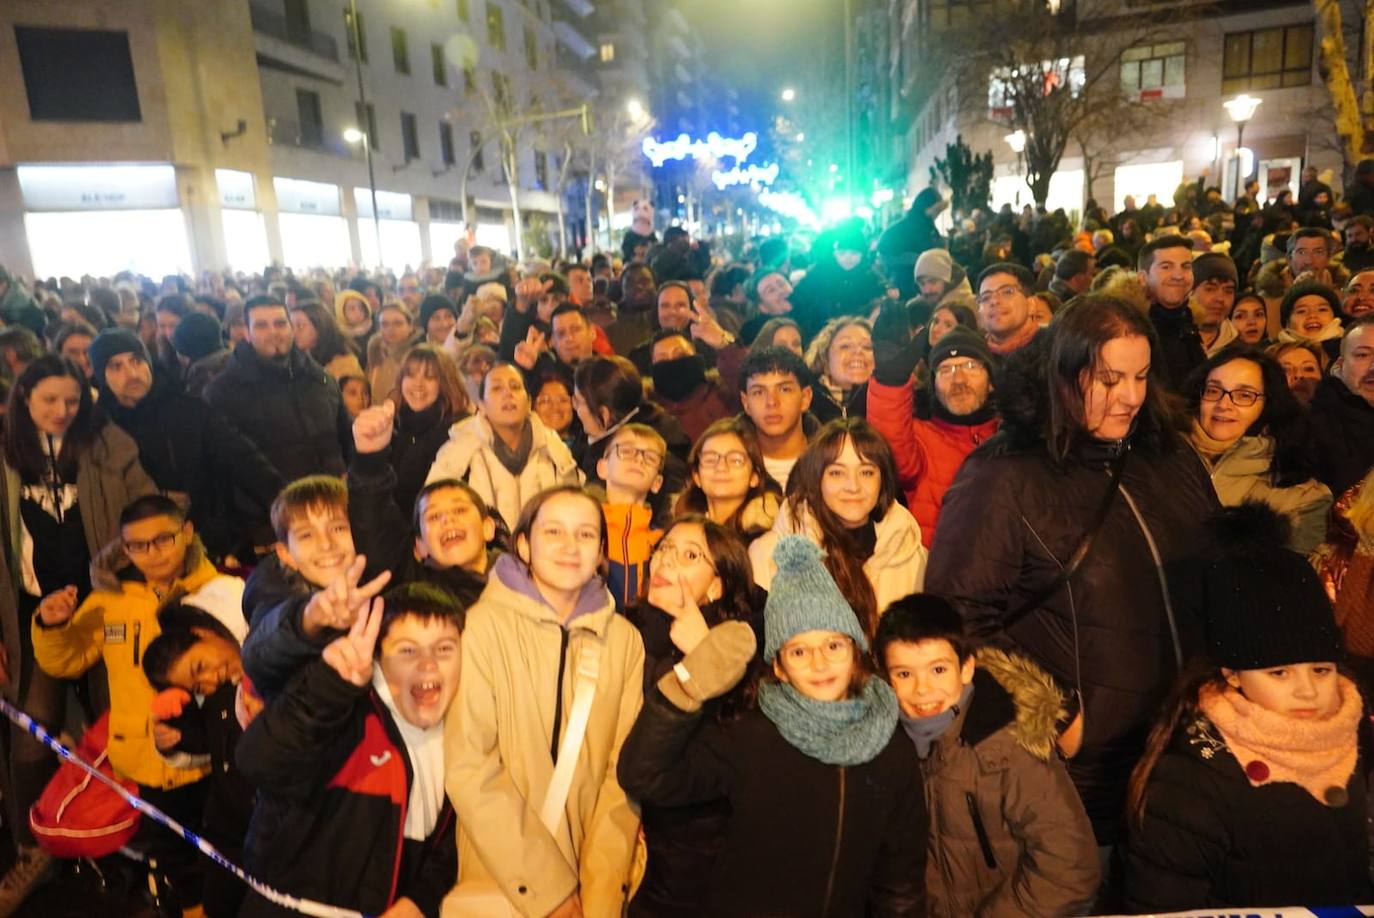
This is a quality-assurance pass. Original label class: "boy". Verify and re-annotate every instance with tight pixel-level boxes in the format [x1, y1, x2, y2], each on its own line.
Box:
[738, 346, 819, 491]
[236, 583, 462, 918]
[33, 495, 246, 918]
[598, 423, 666, 609]
[874, 594, 1099, 916]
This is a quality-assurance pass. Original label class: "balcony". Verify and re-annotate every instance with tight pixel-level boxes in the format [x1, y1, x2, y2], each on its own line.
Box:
[266, 117, 352, 158]
[250, 0, 347, 84]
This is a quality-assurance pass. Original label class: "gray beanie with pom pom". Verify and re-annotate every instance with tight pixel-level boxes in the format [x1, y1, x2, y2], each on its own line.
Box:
[764, 535, 870, 659]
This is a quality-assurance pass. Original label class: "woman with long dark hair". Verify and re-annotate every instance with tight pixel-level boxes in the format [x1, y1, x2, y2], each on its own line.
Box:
[383, 343, 469, 514]
[1184, 345, 1331, 553]
[749, 418, 926, 634]
[925, 295, 1217, 859]
[674, 418, 781, 541]
[290, 301, 364, 381]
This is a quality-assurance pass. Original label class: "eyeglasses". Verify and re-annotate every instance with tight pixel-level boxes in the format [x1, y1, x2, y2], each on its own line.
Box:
[652, 540, 715, 569]
[124, 532, 179, 556]
[1201, 383, 1264, 407]
[698, 450, 749, 470]
[780, 636, 854, 667]
[611, 442, 664, 469]
[933, 359, 987, 378]
[976, 284, 1021, 306]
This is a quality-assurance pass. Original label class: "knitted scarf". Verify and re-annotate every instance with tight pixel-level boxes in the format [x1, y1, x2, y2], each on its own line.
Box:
[1189, 419, 1240, 465]
[1198, 676, 1362, 805]
[758, 677, 899, 767]
[985, 319, 1039, 356]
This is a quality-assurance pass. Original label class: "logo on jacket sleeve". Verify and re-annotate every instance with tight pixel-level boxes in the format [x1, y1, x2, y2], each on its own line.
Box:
[328, 714, 406, 805]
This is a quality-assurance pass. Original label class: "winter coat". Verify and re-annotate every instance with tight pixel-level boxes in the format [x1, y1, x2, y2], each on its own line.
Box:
[790, 258, 887, 339]
[867, 377, 1000, 548]
[1309, 375, 1374, 499]
[426, 413, 580, 533]
[239, 555, 321, 702]
[102, 374, 284, 559]
[1125, 710, 1374, 911]
[604, 502, 661, 611]
[237, 660, 457, 918]
[391, 401, 462, 517]
[649, 380, 736, 445]
[321, 350, 365, 382]
[368, 332, 420, 407]
[1192, 434, 1332, 554]
[925, 338, 1217, 844]
[204, 342, 352, 482]
[920, 650, 1099, 917]
[32, 537, 245, 788]
[0, 423, 156, 702]
[808, 379, 869, 424]
[750, 499, 927, 616]
[445, 556, 644, 918]
[1148, 302, 1207, 393]
[877, 189, 945, 301]
[618, 687, 927, 917]
[183, 348, 231, 399]
[935, 266, 977, 312]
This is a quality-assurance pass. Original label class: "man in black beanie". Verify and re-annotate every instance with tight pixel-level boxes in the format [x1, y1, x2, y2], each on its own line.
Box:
[171, 311, 230, 397]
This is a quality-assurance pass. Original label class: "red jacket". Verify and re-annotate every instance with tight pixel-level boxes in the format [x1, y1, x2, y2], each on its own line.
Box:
[867, 378, 999, 547]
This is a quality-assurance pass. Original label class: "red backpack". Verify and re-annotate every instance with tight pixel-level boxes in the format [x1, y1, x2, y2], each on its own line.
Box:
[29, 712, 142, 858]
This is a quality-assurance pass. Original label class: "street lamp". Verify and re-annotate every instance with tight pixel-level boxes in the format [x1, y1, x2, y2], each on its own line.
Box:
[795, 132, 805, 142]
[1223, 93, 1261, 201]
[781, 88, 796, 103]
[626, 98, 646, 122]
[1004, 130, 1027, 154]
[344, 127, 382, 268]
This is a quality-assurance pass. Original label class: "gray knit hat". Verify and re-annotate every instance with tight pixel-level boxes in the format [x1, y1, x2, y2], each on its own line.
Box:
[764, 535, 869, 659]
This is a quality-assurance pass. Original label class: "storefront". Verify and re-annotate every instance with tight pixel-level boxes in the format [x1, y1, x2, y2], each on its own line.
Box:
[427, 197, 466, 267]
[216, 168, 270, 273]
[992, 168, 1084, 217]
[354, 188, 422, 270]
[18, 162, 193, 279]
[274, 176, 349, 270]
[1113, 160, 1184, 214]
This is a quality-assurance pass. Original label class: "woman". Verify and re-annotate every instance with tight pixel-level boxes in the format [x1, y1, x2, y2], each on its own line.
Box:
[1228, 291, 1268, 346]
[1185, 346, 1331, 553]
[0, 355, 156, 900]
[531, 371, 577, 450]
[444, 485, 643, 917]
[925, 295, 1217, 851]
[334, 288, 374, 360]
[675, 418, 782, 541]
[1314, 468, 1374, 659]
[386, 343, 469, 515]
[622, 516, 761, 917]
[750, 418, 926, 633]
[1267, 339, 1327, 408]
[747, 317, 803, 358]
[426, 363, 579, 534]
[367, 301, 418, 405]
[1277, 281, 1344, 361]
[927, 302, 977, 348]
[290, 302, 364, 381]
[804, 317, 874, 423]
[618, 535, 926, 916]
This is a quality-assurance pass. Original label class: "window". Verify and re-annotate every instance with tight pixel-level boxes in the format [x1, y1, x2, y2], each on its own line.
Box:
[988, 55, 1084, 115]
[391, 27, 410, 74]
[525, 26, 538, 70]
[457, 0, 469, 21]
[470, 131, 485, 171]
[439, 121, 456, 166]
[599, 42, 615, 63]
[487, 4, 506, 51]
[284, 0, 313, 43]
[16, 27, 141, 122]
[401, 112, 420, 161]
[534, 150, 548, 190]
[355, 101, 379, 150]
[922, 0, 996, 31]
[1120, 41, 1185, 99]
[432, 43, 447, 85]
[1222, 23, 1313, 93]
[344, 7, 368, 63]
[296, 88, 324, 147]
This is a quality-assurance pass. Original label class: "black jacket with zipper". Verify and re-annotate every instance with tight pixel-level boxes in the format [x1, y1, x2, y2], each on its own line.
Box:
[618, 688, 927, 917]
[926, 333, 1217, 844]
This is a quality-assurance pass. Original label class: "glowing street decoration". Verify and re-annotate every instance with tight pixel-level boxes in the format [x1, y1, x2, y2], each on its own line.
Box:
[758, 189, 820, 229]
[711, 162, 779, 190]
[642, 132, 758, 168]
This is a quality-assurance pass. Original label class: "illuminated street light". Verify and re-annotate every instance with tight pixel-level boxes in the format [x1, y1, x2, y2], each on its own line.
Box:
[626, 98, 646, 121]
[1004, 130, 1027, 154]
[781, 88, 796, 103]
[343, 127, 365, 144]
[795, 132, 805, 142]
[829, 163, 839, 173]
[1223, 94, 1262, 200]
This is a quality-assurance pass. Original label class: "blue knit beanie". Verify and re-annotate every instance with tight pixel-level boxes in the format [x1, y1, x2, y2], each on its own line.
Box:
[764, 535, 869, 659]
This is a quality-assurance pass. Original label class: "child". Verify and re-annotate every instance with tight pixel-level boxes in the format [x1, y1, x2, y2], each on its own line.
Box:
[874, 594, 1099, 916]
[1126, 504, 1374, 910]
[32, 495, 246, 918]
[240, 476, 388, 701]
[237, 583, 461, 918]
[618, 535, 927, 916]
[598, 422, 666, 609]
[339, 374, 372, 420]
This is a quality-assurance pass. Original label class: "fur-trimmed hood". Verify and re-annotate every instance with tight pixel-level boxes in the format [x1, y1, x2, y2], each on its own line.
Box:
[962, 647, 1069, 761]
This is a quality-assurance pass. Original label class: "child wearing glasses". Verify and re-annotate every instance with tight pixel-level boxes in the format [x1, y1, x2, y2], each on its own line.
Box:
[32, 494, 246, 917]
[1185, 345, 1331, 553]
[599, 423, 667, 610]
[675, 418, 782, 542]
[619, 535, 927, 916]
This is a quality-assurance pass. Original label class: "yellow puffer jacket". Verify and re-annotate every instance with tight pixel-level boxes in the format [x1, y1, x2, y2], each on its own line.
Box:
[32, 538, 246, 789]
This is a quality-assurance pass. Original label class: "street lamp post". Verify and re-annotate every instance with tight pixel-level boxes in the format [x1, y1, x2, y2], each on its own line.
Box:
[1005, 130, 1027, 206]
[346, 0, 382, 267]
[1223, 93, 1262, 202]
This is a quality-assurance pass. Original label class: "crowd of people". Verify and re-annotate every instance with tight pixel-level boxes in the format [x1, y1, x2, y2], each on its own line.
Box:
[0, 160, 1371, 918]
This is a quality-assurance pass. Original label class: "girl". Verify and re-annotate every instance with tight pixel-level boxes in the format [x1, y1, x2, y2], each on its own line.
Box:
[618, 535, 926, 916]
[927, 303, 977, 349]
[387, 344, 469, 515]
[1267, 339, 1327, 408]
[1277, 281, 1344, 361]
[333, 288, 374, 359]
[445, 486, 643, 917]
[750, 418, 926, 633]
[367, 300, 418, 405]
[747, 317, 803, 358]
[1228, 291, 1268, 346]
[532, 372, 577, 450]
[289, 301, 364, 381]
[674, 418, 781, 541]
[804, 316, 874, 422]
[1185, 346, 1332, 553]
[1126, 505, 1372, 910]
[622, 516, 761, 917]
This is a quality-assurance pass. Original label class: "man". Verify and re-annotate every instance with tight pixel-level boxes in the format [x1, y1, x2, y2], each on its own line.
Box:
[1137, 234, 1203, 391]
[0, 264, 45, 335]
[1347, 159, 1374, 218]
[789, 222, 888, 338]
[628, 282, 709, 372]
[1338, 215, 1374, 274]
[1189, 252, 1239, 355]
[868, 317, 999, 548]
[1308, 316, 1374, 497]
[976, 263, 1039, 357]
[1343, 270, 1374, 320]
[512, 302, 599, 382]
[1048, 250, 1095, 303]
[649, 225, 710, 284]
[1288, 227, 1335, 282]
[498, 272, 570, 366]
[913, 248, 976, 312]
[204, 295, 352, 482]
[878, 187, 947, 300]
[566, 263, 594, 307]
[738, 346, 819, 491]
[646, 311, 743, 443]
[607, 261, 657, 356]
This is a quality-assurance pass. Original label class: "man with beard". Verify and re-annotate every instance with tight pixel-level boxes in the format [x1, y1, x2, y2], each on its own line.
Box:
[1138, 234, 1203, 391]
[1343, 270, 1374, 321]
[1309, 316, 1374, 497]
[1338, 216, 1374, 274]
[976, 263, 1040, 357]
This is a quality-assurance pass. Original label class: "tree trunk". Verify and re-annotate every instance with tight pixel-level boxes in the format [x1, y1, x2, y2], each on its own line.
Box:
[1314, 0, 1368, 169]
[555, 142, 572, 259]
[502, 136, 525, 262]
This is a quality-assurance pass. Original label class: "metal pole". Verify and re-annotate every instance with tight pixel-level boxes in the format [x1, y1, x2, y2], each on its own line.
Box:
[1235, 120, 1246, 202]
[349, 0, 382, 267]
[843, 0, 855, 211]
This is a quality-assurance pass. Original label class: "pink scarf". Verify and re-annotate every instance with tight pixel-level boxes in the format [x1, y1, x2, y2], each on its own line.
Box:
[1198, 676, 1362, 805]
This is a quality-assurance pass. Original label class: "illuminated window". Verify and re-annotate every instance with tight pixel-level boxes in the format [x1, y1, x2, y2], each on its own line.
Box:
[1120, 42, 1185, 98]
[1222, 23, 1312, 93]
[600, 42, 615, 63]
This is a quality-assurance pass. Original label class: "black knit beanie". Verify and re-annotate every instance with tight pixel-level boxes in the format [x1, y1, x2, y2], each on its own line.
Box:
[88, 328, 150, 384]
[172, 312, 224, 361]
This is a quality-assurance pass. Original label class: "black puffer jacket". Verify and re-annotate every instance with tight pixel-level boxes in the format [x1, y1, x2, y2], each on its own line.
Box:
[1309, 375, 1374, 499]
[926, 334, 1217, 844]
[790, 258, 888, 339]
[391, 401, 461, 516]
[1147, 302, 1206, 393]
[618, 689, 926, 917]
[204, 342, 351, 482]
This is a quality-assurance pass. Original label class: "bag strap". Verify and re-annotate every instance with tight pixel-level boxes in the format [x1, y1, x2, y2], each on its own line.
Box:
[1002, 451, 1127, 633]
[538, 635, 601, 835]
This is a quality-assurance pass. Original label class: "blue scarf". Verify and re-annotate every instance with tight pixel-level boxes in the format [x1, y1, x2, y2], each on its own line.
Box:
[899, 683, 975, 759]
[758, 678, 899, 766]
